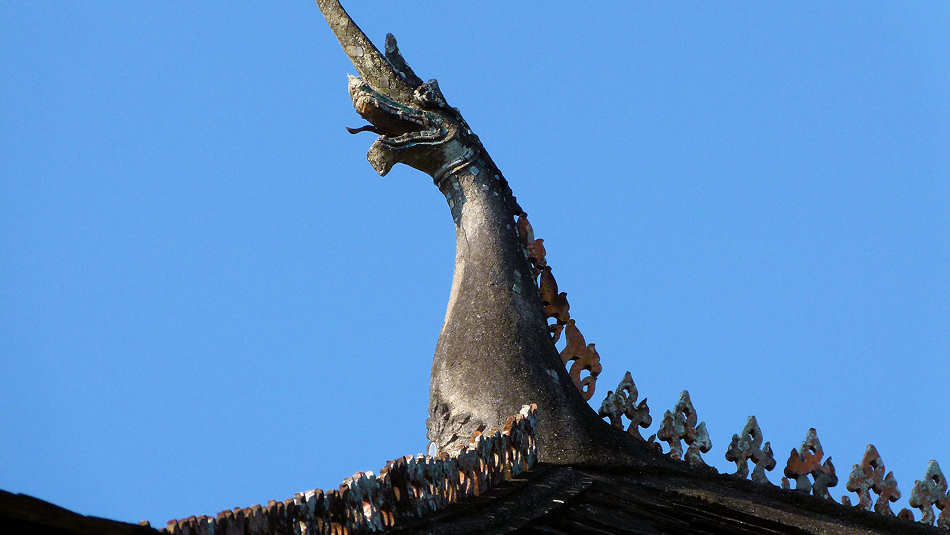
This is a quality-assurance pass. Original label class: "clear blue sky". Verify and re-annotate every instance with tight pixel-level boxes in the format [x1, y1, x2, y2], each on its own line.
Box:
[2, 1, 947, 527]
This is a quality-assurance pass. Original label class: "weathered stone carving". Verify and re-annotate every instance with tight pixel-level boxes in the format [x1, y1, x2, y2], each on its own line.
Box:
[515, 216, 565, 334]
[515, 214, 603, 400]
[539, 266, 570, 342]
[319, 0, 680, 467]
[559, 319, 603, 401]
[516, 214, 604, 402]
[781, 428, 838, 500]
[516, 214, 547, 277]
[908, 460, 950, 528]
[164, 405, 539, 535]
[598, 371, 653, 443]
[656, 390, 711, 467]
[725, 416, 776, 484]
[841, 444, 901, 516]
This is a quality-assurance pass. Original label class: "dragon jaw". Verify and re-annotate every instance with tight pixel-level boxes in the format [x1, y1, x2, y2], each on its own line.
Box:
[346, 75, 459, 178]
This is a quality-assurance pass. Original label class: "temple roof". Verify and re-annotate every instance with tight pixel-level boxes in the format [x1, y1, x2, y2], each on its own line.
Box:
[2, 4, 946, 534]
[6, 443, 949, 534]
[390, 464, 942, 535]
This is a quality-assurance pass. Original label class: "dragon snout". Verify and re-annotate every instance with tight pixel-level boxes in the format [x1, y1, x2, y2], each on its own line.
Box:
[346, 75, 426, 138]
[343, 74, 456, 178]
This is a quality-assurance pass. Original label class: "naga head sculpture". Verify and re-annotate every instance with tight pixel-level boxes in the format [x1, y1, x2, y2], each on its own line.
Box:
[317, 0, 657, 467]
[320, 0, 481, 184]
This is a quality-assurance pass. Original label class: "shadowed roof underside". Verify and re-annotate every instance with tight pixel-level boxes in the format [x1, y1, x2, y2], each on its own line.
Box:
[5, 462, 946, 535]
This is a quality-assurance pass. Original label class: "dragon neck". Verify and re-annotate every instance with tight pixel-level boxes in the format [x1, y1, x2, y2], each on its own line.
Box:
[426, 161, 651, 466]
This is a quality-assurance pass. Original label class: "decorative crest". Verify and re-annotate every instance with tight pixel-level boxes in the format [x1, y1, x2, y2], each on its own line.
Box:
[782, 428, 838, 499]
[165, 405, 539, 534]
[559, 319, 602, 401]
[598, 371, 654, 443]
[907, 460, 950, 528]
[656, 390, 711, 467]
[724, 416, 776, 484]
[516, 215, 547, 278]
[515, 214, 602, 400]
[842, 444, 901, 516]
[518, 215, 568, 341]
[539, 266, 570, 342]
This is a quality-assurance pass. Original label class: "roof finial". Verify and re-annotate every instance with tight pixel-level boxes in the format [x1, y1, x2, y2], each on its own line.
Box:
[725, 416, 776, 485]
[657, 390, 712, 467]
[781, 428, 838, 499]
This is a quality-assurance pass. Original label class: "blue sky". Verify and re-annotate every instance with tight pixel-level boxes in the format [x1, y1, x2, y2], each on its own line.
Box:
[2, 1, 947, 528]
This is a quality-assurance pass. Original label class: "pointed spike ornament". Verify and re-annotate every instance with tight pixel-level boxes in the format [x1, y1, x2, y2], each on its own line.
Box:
[843, 444, 901, 516]
[598, 371, 654, 444]
[782, 428, 838, 499]
[656, 390, 711, 467]
[383, 34, 424, 89]
[908, 460, 950, 528]
[725, 416, 776, 484]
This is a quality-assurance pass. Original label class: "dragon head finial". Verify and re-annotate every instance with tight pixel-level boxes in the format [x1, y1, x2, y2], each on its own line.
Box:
[316, 1, 654, 468]
[317, 1, 480, 182]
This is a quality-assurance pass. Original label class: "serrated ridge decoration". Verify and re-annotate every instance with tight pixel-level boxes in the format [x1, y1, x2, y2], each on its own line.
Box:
[907, 460, 950, 528]
[781, 428, 838, 500]
[725, 416, 776, 485]
[598, 371, 657, 449]
[516, 214, 602, 400]
[163, 405, 539, 534]
[656, 390, 711, 467]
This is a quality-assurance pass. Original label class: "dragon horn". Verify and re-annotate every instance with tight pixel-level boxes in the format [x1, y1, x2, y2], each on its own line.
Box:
[315, 0, 417, 104]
